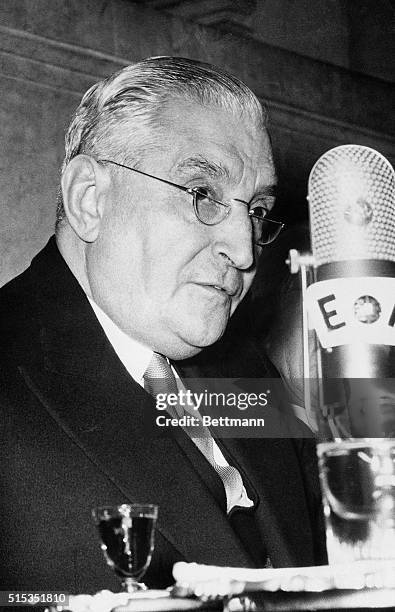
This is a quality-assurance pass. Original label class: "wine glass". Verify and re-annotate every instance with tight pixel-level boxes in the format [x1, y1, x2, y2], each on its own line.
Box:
[92, 503, 158, 593]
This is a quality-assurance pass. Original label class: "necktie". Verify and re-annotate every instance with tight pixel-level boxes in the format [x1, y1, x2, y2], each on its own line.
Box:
[144, 352, 247, 512]
[143, 351, 182, 417]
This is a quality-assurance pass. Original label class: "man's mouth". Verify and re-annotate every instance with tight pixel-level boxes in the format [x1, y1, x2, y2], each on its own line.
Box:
[197, 282, 240, 297]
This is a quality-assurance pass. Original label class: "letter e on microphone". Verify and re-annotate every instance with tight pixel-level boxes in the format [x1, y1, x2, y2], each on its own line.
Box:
[306, 277, 395, 349]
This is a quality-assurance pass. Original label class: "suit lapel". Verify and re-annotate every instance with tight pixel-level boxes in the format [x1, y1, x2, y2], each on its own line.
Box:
[22, 238, 253, 568]
[218, 437, 316, 566]
[178, 357, 317, 567]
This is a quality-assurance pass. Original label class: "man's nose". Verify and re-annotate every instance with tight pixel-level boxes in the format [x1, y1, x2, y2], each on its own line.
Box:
[211, 202, 254, 270]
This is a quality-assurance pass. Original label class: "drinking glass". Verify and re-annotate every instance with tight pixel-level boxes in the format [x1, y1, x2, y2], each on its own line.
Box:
[318, 440, 395, 564]
[92, 503, 158, 593]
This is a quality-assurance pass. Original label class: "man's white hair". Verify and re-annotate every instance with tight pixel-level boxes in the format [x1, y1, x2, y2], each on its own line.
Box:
[56, 56, 267, 225]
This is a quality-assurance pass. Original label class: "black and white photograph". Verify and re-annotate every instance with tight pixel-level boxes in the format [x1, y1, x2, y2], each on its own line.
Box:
[0, 2, 394, 611]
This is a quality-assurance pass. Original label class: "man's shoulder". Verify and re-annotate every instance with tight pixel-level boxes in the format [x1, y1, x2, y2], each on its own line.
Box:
[1, 261, 32, 306]
[0, 235, 63, 318]
[0, 237, 55, 308]
[0, 265, 39, 368]
[0, 239, 58, 365]
[0, 259, 34, 323]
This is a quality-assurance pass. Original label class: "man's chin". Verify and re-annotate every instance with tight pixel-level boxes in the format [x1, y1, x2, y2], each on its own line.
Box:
[168, 321, 228, 360]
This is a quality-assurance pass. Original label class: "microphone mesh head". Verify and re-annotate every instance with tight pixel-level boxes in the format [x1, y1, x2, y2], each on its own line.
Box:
[308, 145, 395, 266]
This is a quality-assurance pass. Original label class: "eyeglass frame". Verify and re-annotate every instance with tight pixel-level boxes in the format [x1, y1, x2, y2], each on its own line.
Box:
[98, 158, 285, 246]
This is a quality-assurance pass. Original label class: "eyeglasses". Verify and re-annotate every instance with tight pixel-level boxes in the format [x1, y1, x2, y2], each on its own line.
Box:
[99, 159, 285, 246]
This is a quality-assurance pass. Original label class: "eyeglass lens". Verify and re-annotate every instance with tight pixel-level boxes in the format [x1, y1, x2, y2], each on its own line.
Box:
[250, 216, 283, 245]
[194, 189, 225, 225]
[194, 191, 282, 245]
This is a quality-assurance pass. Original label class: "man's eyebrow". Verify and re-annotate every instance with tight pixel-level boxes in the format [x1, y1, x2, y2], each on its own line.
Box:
[234, 184, 278, 206]
[254, 184, 278, 198]
[176, 156, 230, 180]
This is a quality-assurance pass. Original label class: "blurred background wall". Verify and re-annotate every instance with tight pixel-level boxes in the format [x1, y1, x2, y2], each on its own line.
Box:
[0, 0, 393, 285]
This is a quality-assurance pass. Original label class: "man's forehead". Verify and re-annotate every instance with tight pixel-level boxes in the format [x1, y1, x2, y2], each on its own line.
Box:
[159, 98, 269, 151]
[171, 143, 276, 188]
[149, 97, 275, 186]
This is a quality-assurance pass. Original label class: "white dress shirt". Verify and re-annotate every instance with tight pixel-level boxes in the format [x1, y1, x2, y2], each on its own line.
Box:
[88, 297, 253, 511]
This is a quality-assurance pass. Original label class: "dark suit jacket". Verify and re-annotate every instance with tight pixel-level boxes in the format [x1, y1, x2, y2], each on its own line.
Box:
[0, 237, 326, 593]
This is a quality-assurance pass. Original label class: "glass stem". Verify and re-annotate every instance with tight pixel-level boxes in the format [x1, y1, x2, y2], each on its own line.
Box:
[122, 577, 140, 593]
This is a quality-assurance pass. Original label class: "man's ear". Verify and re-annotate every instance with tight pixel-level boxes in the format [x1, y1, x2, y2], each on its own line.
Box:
[61, 155, 110, 242]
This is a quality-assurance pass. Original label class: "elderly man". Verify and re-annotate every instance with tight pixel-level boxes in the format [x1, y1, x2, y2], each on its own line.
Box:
[0, 57, 325, 593]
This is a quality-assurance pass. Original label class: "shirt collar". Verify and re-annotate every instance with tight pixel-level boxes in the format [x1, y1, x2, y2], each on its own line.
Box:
[87, 296, 153, 387]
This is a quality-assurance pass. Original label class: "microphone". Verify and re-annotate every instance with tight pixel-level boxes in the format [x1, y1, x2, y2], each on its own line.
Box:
[301, 145, 395, 437]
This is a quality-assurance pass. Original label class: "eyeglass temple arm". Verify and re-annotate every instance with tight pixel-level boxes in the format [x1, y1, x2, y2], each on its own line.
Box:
[99, 159, 191, 194]
[100, 158, 284, 227]
[248, 211, 285, 227]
